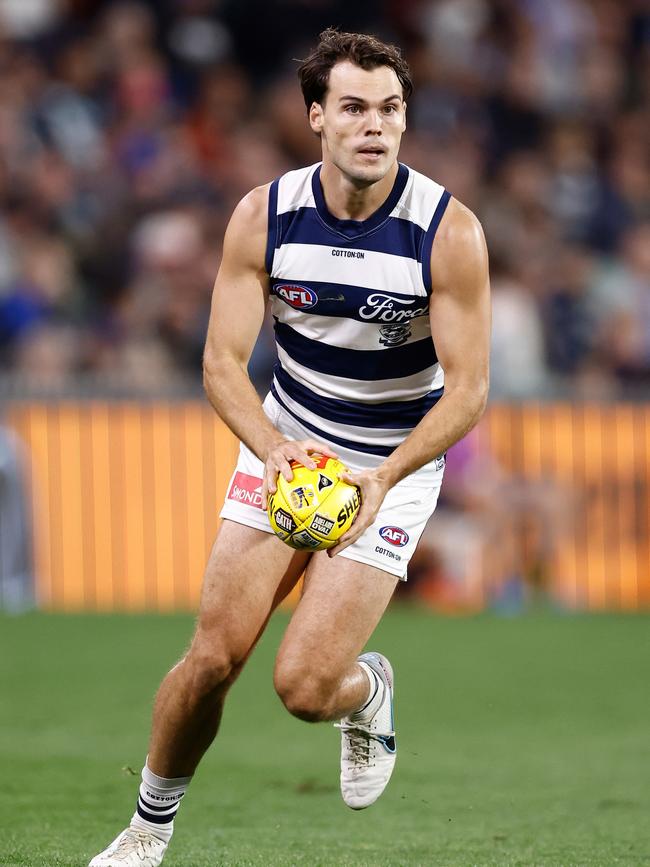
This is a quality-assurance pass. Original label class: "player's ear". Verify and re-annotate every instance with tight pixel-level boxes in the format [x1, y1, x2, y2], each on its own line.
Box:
[402, 101, 407, 133]
[309, 101, 324, 134]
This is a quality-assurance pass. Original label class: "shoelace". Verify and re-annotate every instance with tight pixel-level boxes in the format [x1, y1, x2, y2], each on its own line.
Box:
[335, 722, 395, 767]
[111, 830, 162, 862]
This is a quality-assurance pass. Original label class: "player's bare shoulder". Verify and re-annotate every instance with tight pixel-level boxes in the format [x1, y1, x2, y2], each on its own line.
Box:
[429, 197, 489, 297]
[222, 183, 272, 272]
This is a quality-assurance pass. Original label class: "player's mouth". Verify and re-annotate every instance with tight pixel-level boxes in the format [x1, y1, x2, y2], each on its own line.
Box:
[357, 145, 386, 159]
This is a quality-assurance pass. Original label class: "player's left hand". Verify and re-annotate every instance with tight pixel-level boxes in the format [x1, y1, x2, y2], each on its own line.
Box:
[327, 468, 390, 556]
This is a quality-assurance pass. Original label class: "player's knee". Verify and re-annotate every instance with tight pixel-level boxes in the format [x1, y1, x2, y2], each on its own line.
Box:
[184, 640, 241, 698]
[274, 661, 333, 722]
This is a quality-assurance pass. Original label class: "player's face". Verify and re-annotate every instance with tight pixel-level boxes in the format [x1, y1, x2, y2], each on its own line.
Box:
[309, 61, 407, 185]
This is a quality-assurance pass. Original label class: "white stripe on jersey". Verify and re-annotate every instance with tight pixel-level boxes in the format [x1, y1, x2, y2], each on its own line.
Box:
[276, 163, 318, 214]
[389, 167, 446, 230]
[272, 243, 427, 296]
[269, 300, 432, 350]
[276, 344, 443, 403]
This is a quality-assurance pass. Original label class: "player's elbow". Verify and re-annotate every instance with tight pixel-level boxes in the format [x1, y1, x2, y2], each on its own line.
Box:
[202, 347, 239, 400]
[449, 374, 489, 430]
[467, 376, 489, 428]
[202, 349, 220, 397]
[202, 353, 232, 407]
[473, 375, 489, 419]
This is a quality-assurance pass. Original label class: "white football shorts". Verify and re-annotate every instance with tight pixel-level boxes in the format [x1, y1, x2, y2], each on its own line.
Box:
[219, 393, 445, 579]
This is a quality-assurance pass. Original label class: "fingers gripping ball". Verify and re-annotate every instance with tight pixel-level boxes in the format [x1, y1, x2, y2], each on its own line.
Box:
[268, 454, 361, 550]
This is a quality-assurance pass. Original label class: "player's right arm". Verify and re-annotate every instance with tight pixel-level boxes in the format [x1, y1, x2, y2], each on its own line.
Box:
[203, 185, 336, 504]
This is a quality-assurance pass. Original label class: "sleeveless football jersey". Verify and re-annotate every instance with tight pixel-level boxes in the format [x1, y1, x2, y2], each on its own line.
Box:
[266, 162, 451, 458]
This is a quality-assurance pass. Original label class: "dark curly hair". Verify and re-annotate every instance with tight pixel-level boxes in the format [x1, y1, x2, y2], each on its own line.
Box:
[298, 28, 413, 112]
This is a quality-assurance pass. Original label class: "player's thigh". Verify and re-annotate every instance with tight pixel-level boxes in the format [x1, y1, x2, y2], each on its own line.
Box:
[275, 553, 398, 683]
[193, 519, 310, 659]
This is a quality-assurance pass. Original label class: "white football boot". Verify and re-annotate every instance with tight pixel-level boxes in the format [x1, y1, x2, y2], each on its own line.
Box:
[88, 827, 168, 866]
[336, 651, 396, 810]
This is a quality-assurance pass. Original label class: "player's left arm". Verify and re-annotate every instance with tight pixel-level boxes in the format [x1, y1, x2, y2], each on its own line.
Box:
[330, 197, 491, 555]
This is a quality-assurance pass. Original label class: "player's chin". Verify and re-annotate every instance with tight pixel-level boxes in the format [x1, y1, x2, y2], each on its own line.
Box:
[348, 158, 391, 184]
[355, 168, 388, 185]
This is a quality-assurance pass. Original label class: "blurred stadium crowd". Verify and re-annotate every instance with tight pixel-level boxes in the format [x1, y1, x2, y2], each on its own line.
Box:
[0, 0, 648, 398]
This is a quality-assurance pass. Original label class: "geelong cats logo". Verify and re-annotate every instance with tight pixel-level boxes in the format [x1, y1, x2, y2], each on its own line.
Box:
[379, 322, 411, 346]
[359, 293, 427, 347]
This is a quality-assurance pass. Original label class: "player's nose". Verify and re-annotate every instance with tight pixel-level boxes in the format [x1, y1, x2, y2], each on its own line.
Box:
[364, 109, 383, 132]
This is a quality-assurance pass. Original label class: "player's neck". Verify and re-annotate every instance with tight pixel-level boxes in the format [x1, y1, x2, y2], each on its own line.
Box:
[319, 161, 399, 222]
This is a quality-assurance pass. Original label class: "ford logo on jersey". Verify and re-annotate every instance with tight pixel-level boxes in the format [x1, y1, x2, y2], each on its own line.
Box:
[276, 284, 317, 309]
[379, 526, 409, 547]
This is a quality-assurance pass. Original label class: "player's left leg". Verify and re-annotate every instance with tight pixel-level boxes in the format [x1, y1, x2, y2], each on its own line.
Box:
[273, 554, 399, 809]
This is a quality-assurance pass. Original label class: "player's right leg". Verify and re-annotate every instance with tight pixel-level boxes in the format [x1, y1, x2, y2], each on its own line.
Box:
[89, 519, 309, 867]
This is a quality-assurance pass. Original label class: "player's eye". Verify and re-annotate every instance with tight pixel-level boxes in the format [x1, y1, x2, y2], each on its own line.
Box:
[345, 104, 362, 114]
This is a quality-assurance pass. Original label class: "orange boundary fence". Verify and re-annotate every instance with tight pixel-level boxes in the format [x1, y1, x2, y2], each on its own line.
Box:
[3, 402, 238, 611]
[2, 401, 649, 611]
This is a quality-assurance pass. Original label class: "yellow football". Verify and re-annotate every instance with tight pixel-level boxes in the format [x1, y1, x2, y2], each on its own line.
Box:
[267, 454, 361, 550]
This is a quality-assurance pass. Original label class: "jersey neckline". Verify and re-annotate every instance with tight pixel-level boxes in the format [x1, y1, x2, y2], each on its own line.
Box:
[311, 162, 409, 240]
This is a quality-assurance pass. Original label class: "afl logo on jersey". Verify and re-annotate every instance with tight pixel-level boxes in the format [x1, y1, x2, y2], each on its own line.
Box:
[276, 284, 318, 309]
[379, 526, 409, 547]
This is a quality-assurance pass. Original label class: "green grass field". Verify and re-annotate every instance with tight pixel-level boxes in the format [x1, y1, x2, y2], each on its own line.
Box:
[1, 608, 649, 867]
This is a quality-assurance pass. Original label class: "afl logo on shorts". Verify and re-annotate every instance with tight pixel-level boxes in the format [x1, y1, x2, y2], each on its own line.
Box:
[379, 526, 409, 547]
[276, 284, 317, 309]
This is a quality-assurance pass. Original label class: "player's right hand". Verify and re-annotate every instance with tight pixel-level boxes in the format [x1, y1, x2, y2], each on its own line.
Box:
[261, 439, 339, 509]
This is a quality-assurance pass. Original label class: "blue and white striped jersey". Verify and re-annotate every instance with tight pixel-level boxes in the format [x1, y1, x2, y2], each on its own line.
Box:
[265, 162, 451, 458]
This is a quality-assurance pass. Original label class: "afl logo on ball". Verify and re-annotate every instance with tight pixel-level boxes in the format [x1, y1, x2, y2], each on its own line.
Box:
[379, 526, 409, 547]
[276, 284, 318, 309]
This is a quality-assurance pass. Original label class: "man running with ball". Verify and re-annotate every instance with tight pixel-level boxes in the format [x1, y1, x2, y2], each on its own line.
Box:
[90, 27, 490, 866]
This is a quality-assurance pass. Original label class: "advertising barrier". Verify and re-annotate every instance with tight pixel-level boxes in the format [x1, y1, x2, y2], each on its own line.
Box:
[1, 401, 648, 611]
